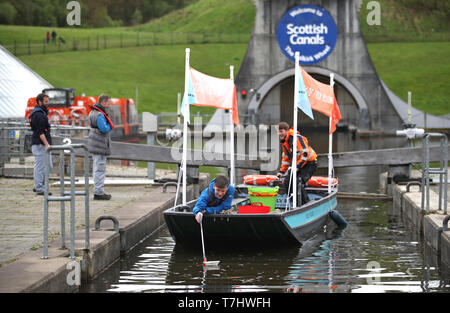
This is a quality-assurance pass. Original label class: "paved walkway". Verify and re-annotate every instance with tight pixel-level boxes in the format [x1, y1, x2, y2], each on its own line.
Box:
[0, 162, 177, 267]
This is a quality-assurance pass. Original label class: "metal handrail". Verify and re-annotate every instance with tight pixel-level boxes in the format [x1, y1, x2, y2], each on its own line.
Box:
[421, 133, 448, 214]
[42, 143, 90, 259]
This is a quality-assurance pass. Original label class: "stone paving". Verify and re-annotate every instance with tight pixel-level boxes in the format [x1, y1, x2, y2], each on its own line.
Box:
[0, 162, 177, 267]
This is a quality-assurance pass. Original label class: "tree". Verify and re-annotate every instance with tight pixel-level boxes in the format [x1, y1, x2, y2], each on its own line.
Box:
[0, 2, 17, 24]
[131, 8, 143, 25]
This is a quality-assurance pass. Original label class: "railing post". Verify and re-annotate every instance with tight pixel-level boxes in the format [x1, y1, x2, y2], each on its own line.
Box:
[59, 150, 66, 249]
[69, 149, 76, 258]
[84, 147, 90, 249]
[42, 148, 50, 259]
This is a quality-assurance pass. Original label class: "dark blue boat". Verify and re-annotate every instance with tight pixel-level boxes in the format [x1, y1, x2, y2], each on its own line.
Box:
[163, 184, 342, 248]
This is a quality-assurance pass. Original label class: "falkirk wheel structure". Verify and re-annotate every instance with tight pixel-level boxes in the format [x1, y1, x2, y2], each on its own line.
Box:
[209, 0, 449, 131]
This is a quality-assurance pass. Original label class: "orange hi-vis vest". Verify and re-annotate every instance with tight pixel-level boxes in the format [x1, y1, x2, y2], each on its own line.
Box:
[280, 128, 317, 174]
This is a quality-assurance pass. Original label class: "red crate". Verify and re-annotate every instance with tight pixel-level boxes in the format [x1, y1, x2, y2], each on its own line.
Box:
[238, 202, 271, 214]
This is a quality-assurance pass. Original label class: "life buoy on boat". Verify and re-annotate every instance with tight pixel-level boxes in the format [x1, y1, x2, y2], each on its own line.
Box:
[243, 174, 338, 188]
[243, 175, 279, 186]
[307, 176, 338, 188]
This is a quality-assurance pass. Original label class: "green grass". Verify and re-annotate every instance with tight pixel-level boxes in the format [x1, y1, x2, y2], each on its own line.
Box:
[0, 25, 132, 44]
[3, 0, 450, 117]
[18, 44, 248, 115]
[359, 0, 450, 43]
[0, 0, 255, 46]
[367, 42, 450, 116]
[136, 0, 255, 33]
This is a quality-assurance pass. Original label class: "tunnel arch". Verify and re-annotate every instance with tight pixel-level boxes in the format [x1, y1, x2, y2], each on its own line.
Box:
[247, 66, 369, 117]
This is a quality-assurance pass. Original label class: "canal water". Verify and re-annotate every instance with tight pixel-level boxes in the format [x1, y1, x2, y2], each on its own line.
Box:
[80, 132, 450, 293]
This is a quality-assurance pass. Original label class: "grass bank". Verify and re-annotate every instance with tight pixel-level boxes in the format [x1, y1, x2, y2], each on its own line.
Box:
[367, 41, 450, 116]
[18, 44, 248, 115]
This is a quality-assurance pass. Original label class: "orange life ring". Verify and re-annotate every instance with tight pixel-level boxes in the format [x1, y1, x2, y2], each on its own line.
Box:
[243, 175, 279, 186]
[307, 176, 338, 188]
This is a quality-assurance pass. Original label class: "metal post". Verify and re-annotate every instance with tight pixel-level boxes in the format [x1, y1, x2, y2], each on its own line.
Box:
[19, 130, 25, 165]
[425, 135, 430, 213]
[439, 137, 444, 211]
[147, 132, 155, 182]
[444, 135, 448, 214]
[59, 150, 66, 249]
[42, 149, 50, 259]
[84, 148, 90, 249]
[69, 150, 76, 259]
[421, 136, 426, 210]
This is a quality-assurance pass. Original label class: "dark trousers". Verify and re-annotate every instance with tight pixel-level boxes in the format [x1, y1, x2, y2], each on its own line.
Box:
[281, 161, 317, 206]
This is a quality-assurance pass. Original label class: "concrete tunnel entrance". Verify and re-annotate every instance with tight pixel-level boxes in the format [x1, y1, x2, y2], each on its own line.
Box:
[258, 73, 359, 130]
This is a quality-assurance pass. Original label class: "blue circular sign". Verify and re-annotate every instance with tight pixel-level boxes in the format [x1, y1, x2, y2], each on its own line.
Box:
[276, 4, 338, 65]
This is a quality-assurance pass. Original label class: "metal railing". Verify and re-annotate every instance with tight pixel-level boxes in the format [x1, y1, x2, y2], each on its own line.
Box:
[42, 143, 90, 259]
[421, 133, 448, 214]
[0, 119, 89, 176]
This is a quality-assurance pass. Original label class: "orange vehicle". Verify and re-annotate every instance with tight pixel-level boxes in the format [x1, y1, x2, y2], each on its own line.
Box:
[25, 88, 139, 142]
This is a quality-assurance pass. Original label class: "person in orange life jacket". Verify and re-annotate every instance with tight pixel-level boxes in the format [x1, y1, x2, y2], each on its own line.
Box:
[276, 122, 317, 205]
[29, 93, 52, 195]
[193, 175, 235, 224]
[88, 94, 114, 200]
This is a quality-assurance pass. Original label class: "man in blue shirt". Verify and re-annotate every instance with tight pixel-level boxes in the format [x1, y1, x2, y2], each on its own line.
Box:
[193, 175, 235, 223]
[88, 94, 114, 200]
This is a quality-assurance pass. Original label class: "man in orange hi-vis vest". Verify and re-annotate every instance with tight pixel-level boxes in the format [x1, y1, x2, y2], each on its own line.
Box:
[276, 121, 317, 205]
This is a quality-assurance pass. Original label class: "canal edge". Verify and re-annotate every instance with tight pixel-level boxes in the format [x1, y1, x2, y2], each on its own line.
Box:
[381, 172, 450, 270]
[0, 175, 210, 293]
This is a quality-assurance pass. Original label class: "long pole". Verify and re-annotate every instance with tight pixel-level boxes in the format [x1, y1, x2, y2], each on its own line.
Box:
[229, 65, 235, 186]
[177, 92, 181, 125]
[408, 91, 412, 124]
[328, 73, 335, 194]
[183, 48, 190, 206]
[292, 52, 300, 208]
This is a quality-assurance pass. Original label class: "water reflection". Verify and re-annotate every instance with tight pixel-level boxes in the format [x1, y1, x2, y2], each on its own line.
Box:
[79, 133, 450, 293]
[80, 198, 450, 293]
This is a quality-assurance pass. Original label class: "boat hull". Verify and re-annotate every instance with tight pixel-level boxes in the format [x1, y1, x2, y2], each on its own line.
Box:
[163, 190, 338, 248]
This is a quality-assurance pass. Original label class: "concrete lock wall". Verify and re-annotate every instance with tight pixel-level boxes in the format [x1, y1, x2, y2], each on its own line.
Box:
[236, 0, 403, 131]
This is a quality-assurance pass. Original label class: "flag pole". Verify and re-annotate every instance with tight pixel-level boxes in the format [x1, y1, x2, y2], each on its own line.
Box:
[183, 48, 190, 205]
[292, 52, 300, 208]
[328, 73, 335, 194]
[229, 65, 235, 186]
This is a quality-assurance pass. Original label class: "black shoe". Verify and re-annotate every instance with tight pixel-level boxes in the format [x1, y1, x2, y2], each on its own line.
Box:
[94, 194, 111, 200]
[36, 191, 52, 196]
[33, 188, 36, 192]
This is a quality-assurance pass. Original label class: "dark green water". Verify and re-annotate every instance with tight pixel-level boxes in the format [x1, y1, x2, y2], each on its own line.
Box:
[79, 134, 450, 293]
[80, 198, 450, 293]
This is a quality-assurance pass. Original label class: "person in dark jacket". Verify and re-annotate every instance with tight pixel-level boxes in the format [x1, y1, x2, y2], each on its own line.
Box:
[29, 93, 52, 195]
[193, 175, 235, 224]
[88, 94, 114, 200]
